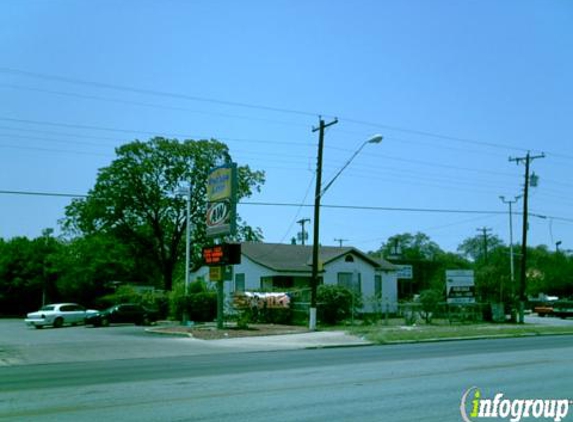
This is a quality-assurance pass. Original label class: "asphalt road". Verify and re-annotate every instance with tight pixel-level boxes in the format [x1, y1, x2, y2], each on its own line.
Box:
[2, 336, 573, 422]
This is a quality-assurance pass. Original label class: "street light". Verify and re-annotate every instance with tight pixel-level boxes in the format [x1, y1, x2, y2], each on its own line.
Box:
[178, 184, 192, 325]
[499, 195, 521, 288]
[309, 132, 383, 331]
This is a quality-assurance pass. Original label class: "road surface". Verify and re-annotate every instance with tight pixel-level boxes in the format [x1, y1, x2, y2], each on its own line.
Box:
[2, 336, 573, 422]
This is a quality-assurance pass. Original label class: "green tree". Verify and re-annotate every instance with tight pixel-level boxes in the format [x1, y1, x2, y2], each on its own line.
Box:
[373, 232, 443, 261]
[457, 233, 504, 262]
[0, 230, 61, 314]
[52, 233, 144, 306]
[370, 232, 451, 297]
[526, 245, 573, 298]
[63, 137, 265, 291]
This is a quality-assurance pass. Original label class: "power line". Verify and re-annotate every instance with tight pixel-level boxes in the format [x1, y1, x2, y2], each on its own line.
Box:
[0, 67, 319, 118]
[0, 83, 313, 129]
[0, 117, 313, 148]
[3, 67, 572, 160]
[1, 190, 572, 224]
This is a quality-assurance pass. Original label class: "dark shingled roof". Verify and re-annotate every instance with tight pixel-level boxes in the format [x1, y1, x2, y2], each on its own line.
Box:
[240, 242, 397, 273]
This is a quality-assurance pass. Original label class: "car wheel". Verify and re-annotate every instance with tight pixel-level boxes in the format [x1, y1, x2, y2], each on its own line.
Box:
[34, 325, 43, 329]
[101, 318, 110, 327]
[53, 317, 64, 328]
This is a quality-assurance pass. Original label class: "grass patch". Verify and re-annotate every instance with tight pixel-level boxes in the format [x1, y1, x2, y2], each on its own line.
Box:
[346, 320, 573, 344]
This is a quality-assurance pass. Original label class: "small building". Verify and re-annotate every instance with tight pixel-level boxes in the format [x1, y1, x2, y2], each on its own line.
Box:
[191, 242, 398, 313]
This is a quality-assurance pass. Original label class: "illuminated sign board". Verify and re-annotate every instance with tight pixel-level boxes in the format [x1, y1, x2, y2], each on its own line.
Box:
[202, 243, 241, 266]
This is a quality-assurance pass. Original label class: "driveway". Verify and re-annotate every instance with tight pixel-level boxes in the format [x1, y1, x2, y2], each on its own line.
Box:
[0, 319, 369, 366]
[0, 319, 233, 366]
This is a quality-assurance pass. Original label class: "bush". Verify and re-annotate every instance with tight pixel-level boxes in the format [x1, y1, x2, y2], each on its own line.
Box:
[169, 280, 217, 322]
[418, 289, 443, 323]
[317, 285, 362, 325]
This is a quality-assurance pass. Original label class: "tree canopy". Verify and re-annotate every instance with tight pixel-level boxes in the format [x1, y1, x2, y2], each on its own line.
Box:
[63, 137, 265, 291]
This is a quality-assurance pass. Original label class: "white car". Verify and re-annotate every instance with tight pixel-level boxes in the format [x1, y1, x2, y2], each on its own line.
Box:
[25, 303, 98, 329]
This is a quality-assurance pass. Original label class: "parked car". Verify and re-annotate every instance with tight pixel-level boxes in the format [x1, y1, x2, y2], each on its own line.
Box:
[85, 303, 158, 327]
[25, 303, 98, 329]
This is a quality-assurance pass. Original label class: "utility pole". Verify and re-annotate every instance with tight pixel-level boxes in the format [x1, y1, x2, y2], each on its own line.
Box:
[334, 238, 348, 247]
[477, 227, 492, 264]
[509, 151, 545, 324]
[297, 218, 311, 246]
[310, 116, 338, 331]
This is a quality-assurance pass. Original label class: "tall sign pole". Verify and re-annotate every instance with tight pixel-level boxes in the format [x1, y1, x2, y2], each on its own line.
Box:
[509, 151, 544, 324]
[206, 162, 238, 329]
[310, 117, 338, 331]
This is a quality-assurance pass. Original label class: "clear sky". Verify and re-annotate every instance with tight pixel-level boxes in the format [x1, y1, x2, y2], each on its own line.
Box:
[1, 0, 572, 253]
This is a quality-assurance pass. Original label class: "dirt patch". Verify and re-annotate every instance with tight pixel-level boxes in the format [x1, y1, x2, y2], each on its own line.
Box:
[153, 323, 308, 340]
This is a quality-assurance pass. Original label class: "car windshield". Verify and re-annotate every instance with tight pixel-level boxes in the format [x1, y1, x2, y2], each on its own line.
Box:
[40, 305, 56, 311]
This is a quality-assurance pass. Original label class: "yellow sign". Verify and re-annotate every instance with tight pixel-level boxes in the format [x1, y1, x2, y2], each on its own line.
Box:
[207, 166, 233, 202]
[209, 266, 223, 282]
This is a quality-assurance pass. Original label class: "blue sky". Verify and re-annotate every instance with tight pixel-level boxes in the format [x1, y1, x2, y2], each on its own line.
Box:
[1, 0, 572, 253]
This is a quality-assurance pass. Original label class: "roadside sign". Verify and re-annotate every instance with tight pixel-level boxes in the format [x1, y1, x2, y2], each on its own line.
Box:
[396, 264, 413, 279]
[446, 269, 475, 304]
[209, 266, 223, 282]
[206, 163, 237, 238]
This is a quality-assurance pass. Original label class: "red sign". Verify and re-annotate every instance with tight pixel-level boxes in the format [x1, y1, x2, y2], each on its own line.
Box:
[202, 244, 241, 266]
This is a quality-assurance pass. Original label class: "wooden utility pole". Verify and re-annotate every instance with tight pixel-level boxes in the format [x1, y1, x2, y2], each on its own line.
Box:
[309, 117, 338, 331]
[509, 151, 545, 324]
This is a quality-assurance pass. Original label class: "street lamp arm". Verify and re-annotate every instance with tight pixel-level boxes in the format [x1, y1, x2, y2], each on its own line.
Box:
[320, 142, 367, 198]
[319, 134, 382, 198]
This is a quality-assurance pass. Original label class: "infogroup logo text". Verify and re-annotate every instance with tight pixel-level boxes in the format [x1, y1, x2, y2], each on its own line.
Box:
[460, 387, 571, 422]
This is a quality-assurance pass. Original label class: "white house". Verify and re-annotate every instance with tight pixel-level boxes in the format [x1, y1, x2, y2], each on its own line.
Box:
[191, 242, 398, 313]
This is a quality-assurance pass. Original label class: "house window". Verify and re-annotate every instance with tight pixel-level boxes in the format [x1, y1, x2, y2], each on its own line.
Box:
[338, 272, 361, 293]
[345, 255, 354, 263]
[235, 273, 245, 292]
[375, 275, 382, 298]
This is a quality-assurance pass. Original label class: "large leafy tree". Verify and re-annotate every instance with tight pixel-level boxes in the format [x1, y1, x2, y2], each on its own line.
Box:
[457, 233, 505, 263]
[63, 137, 265, 291]
[373, 232, 443, 261]
[0, 230, 61, 314]
[370, 232, 452, 296]
[526, 245, 573, 297]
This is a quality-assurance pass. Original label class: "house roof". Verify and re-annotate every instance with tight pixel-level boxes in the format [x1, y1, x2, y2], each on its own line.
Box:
[240, 242, 397, 273]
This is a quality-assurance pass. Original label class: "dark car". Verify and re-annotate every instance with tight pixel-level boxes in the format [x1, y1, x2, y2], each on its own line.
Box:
[86, 303, 158, 327]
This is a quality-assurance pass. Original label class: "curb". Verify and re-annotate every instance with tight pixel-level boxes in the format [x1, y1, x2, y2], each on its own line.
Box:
[374, 331, 573, 345]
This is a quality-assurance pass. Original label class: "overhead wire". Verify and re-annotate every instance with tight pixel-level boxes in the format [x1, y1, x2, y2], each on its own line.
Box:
[3, 66, 573, 161]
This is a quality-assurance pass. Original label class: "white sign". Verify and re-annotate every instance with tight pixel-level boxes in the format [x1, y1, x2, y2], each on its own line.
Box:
[396, 264, 413, 279]
[446, 269, 475, 304]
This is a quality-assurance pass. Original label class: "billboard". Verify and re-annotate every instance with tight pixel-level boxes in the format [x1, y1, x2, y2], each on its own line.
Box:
[206, 163, 237, 238]
[446, 269, 475, 304]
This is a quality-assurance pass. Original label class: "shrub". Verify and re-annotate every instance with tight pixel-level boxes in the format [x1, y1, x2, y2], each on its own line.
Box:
[418, 289, 443, 323]
[317, 285, 362, 325]
[169, 280, 217, 322]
